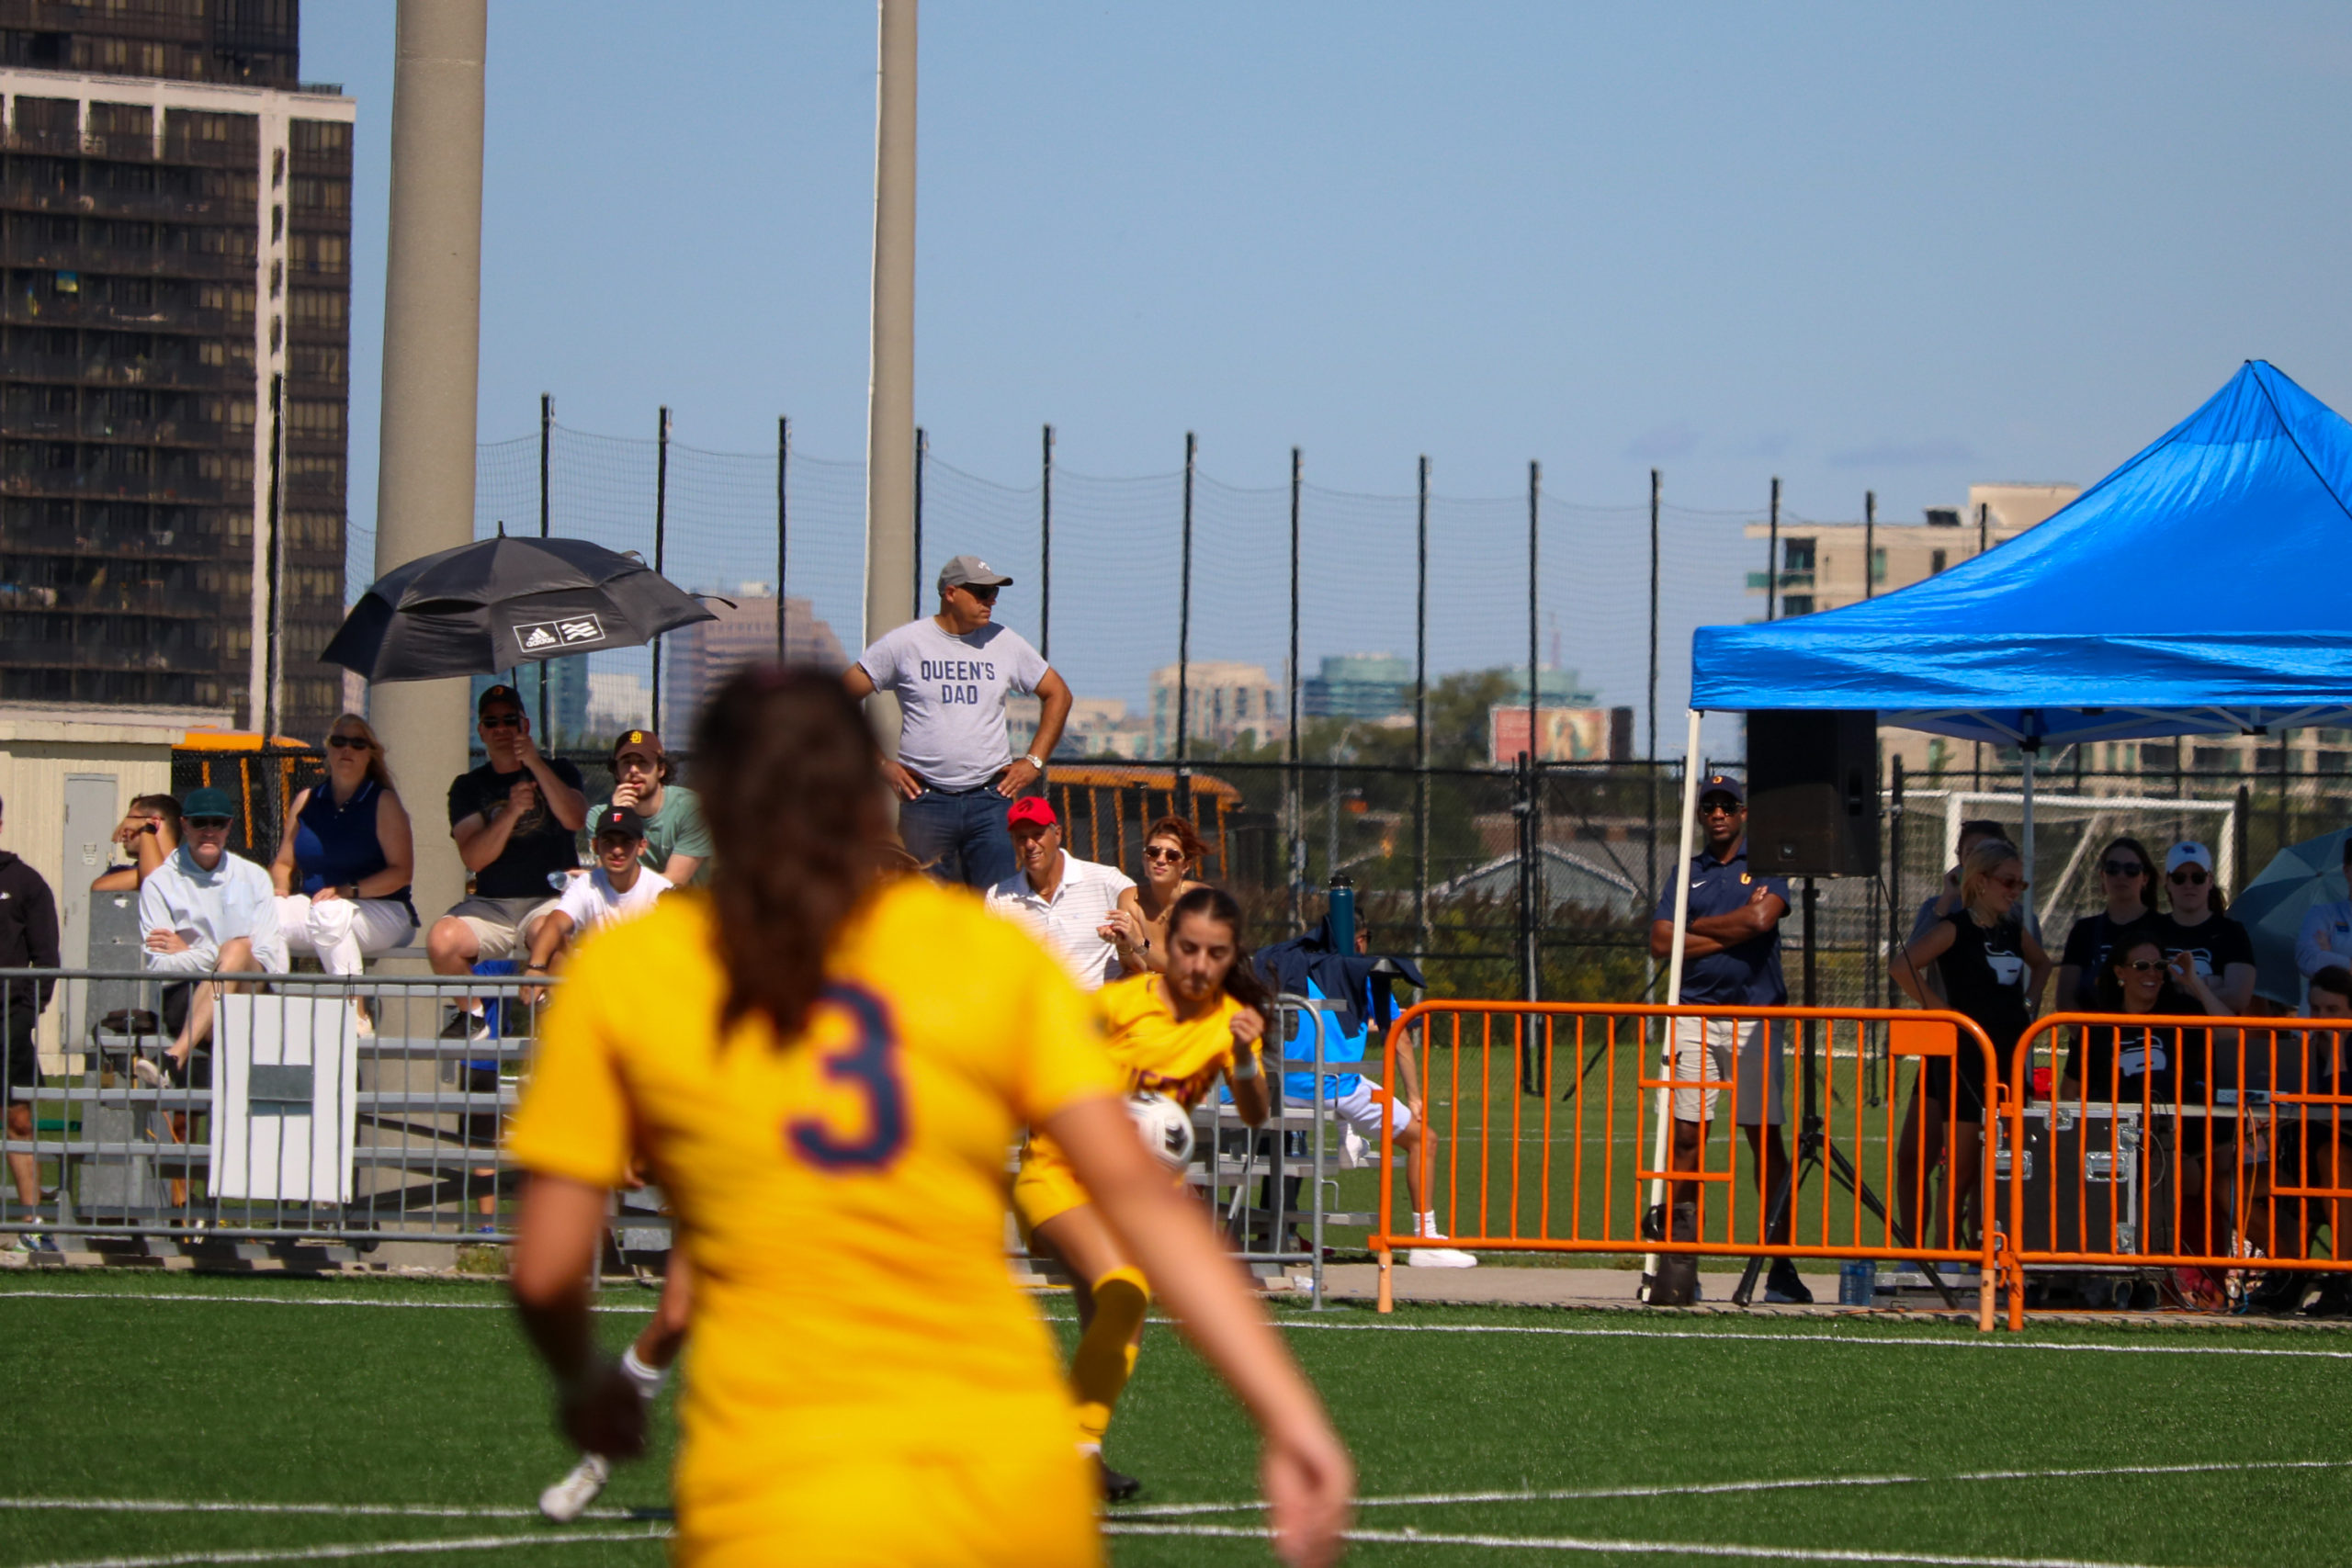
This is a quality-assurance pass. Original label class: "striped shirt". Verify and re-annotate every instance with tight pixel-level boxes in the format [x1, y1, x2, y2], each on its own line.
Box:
[984, 852, 1136, 992]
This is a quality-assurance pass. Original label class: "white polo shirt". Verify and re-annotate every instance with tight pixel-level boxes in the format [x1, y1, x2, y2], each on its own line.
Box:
[984, 852, 1135, 991]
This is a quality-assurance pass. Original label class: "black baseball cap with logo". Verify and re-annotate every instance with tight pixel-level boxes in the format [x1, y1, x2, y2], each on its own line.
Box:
[1697, 773, 1747, 807]
[478, 683, 523, 716]
[594, 806, 647, 840]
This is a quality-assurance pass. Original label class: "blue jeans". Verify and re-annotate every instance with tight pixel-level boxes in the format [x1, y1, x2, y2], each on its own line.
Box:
[899, 785, 1014, 890]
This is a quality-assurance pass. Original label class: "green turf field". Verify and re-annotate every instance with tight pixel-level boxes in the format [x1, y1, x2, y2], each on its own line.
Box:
[4, 1270, 2348, 1566]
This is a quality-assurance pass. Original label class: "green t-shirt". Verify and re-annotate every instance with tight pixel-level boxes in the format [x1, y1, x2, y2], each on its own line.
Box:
[591, 784, 713, 886]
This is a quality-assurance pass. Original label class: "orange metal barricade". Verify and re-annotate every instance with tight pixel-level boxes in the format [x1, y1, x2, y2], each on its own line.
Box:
[1369, 1001, 2005, 1330]
[2001, 1014, 2352, 1329]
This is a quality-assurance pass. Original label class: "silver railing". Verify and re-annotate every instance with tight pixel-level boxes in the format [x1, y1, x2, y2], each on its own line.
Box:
[0, 968, 546, 1249]
[1, 972, 1380, 1294]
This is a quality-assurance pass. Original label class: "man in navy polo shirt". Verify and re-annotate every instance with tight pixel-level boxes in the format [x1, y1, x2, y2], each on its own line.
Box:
[1647, 773, 1807, 1304]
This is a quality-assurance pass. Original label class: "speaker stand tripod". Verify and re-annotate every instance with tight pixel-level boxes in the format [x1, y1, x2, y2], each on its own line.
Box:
[1732, 877, 1959, 1311]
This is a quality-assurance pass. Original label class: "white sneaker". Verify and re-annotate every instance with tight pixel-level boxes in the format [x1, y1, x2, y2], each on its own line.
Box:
[1406, 1224, 1478, 1269]
[537, 1453, 612, 1523]
[1340, 1127, 1370, 1170]
[1407, 1245, 1479, 1268]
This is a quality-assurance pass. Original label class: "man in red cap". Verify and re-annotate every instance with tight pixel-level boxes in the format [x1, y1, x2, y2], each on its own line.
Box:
[983, 797, 1134, 992]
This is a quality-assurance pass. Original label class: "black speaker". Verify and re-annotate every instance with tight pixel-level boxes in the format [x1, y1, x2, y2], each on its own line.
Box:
[1746, 710, 1879, 877]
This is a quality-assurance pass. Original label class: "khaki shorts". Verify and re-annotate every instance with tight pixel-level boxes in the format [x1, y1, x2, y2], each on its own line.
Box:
[442, 895, 561, 960]
[1670, 1015, 1790, 1127]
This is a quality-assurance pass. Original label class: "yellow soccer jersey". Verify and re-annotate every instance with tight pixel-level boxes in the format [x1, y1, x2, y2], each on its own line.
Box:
[507, 877, 1120, 1516]
[1022, 975, 1244, 1193]
[1095, 973, 1246, 1106]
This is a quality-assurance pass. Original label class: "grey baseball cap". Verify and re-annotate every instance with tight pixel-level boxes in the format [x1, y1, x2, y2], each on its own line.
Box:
[938, 554, 1014, 592]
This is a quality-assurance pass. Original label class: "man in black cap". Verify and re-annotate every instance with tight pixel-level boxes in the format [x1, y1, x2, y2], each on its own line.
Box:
[426, 683, 587, 1035]
[1646, 772, 1805, 1304]
[843, 554, 1074, 889]
[519, 806, 671, 996]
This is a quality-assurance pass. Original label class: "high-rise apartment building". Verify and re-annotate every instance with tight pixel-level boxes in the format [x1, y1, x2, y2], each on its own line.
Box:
[0, 1, 353, 739]
[664, 590, 846, 740]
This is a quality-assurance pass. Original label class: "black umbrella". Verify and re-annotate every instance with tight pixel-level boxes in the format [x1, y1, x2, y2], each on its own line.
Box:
[322, 536, 719, 683]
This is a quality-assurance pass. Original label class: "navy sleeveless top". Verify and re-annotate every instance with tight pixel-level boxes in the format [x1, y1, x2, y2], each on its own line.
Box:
[294, 778, 415, 919]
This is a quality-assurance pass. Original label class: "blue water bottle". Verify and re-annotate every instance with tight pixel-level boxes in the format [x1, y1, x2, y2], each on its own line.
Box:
[1838, 1260, 1875, 1306]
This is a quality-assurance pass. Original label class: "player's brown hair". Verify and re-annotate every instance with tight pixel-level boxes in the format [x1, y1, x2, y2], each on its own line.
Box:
[693, 666, 891, 1038]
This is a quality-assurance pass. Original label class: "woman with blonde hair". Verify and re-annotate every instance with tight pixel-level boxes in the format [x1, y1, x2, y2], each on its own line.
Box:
[1894, 837, 2050, 1246]
[270, 714, 417, 978]
[1102, 814, 1210, 978]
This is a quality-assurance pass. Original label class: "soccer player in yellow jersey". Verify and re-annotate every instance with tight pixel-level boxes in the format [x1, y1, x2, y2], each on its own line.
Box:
[505, 670, 1351, 1568]
[1015, 883, 1271, 1500]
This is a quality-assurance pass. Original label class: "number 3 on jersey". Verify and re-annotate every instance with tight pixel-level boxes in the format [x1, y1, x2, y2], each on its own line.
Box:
[786, 983, 908, 1171]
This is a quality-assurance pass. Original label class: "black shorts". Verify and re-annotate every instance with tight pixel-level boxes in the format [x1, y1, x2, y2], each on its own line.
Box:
[4, 1013, 35, 1102]
[1916, 1047, 1991, 1119]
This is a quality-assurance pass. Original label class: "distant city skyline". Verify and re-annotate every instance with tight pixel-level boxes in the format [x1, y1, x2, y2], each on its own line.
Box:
[300, 3, 2352, 755]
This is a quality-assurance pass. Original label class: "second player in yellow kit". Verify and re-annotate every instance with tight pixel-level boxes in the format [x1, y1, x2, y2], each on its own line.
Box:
[1014, 885, 1272, 1499]
[503, 671, 1353, 1568]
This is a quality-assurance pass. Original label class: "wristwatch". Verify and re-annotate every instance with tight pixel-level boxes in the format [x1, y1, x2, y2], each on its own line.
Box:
[1022, 752, 1045, 771]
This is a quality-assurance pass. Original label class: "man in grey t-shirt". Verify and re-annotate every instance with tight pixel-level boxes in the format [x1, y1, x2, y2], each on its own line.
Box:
[845, 554, 1074, 888]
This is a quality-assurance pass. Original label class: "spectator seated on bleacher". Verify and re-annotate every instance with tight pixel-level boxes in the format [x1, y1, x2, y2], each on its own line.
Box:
[91, 795, 180, 895]
[131, 785, 288, 1089]
[517, 807, 672, 1004]
[268, 715, 419, 987]
[426, 684, 586, 1042]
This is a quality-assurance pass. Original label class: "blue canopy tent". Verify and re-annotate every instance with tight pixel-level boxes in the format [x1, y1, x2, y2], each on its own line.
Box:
[1668, 359, 2352, 984]
[1640, 362, 2352, 1291]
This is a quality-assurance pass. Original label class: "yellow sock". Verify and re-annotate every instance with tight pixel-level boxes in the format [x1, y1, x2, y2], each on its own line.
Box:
[1071, 1267, 1149, 1446]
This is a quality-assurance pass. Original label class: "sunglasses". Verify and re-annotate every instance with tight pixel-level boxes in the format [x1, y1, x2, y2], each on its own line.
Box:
[1143, 846, 1186, 863]
[326, 735, 370, 750]
[185, 816, 232, 830]
[480, 713, 523, 730]
[2169, 868, 2209, 886]
[2120, 958, 2166, 974]
[958, 584, 1000, 604]
[2101, 860, 2145, 877]
[1993, 874, 2028, 892]
[1698, 799, 1742, 816]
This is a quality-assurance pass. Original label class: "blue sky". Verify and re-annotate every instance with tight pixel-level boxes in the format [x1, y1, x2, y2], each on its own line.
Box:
[302, 3, 2352, 730]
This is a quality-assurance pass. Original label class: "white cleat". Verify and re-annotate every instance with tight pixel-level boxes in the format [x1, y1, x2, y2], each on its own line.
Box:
[537, 1453, 612, 1523]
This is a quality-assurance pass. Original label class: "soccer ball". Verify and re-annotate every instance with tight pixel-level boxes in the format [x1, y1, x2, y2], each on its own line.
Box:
[1125, 1091, 1195, 1171]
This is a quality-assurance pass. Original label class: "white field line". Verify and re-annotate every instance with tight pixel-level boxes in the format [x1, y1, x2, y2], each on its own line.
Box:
[0, 1499, 654, 1521]
[1110, 1521, 2211, 1568]
[0, 1292, 652, 1314]
[1272, 1318, 2352, 1360]
[1118, 1457, 2352, 1518]
[15, 1529, 669, 1568]
[11, 1289, 2352, 1359]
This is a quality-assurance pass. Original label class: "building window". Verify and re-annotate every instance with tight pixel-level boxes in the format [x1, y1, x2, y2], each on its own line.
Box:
[1780, 594, 1814, 616]
[290, 120, 350, 154]
[1783, 538, 1815, 573]
[288, 289, 345, 329]
[286, 400, 344, 437]
[1930, 548, 1947, 574]
[1871, 547, 1887, 584]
